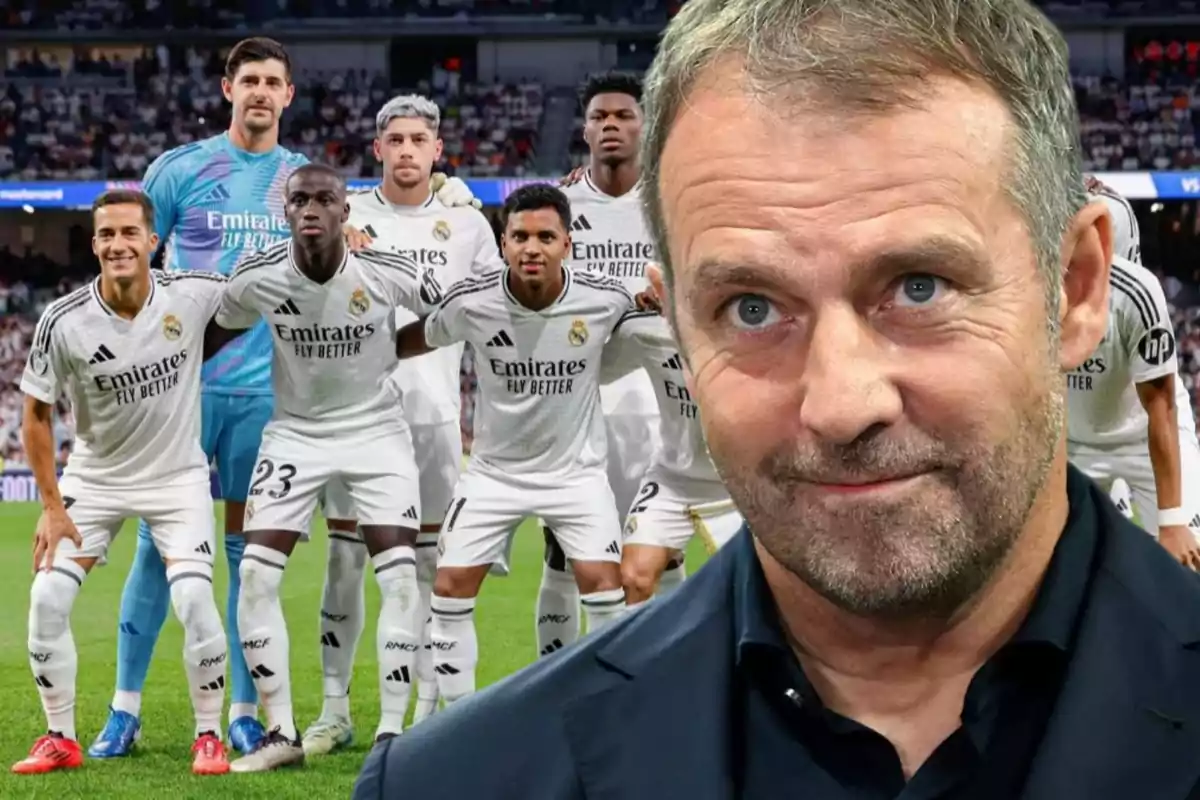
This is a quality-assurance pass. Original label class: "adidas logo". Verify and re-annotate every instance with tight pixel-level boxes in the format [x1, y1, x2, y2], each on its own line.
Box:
[385, 667, 411, 683]
[203, 184, 232, 203]
[194, 541, 212, 555]
[321, 632, 341, 648]
[34, 675, 53, 689]
[249, 664, 275, 679]
[1116, 499, 1130, 513]
[404, 506, 418, 521]
[89, 344, 116, 365]
[486, 330, 515, 347]
[200, 676, 225, 691]
[274, 299, 301, 316]
[605, 541, 620, 556]
[661, 354, 684, 370]
[571, 215, 592, 232]
[433, 664, 460, 676]
[540, 639, 563, 656]
[363, 224, 378, 238]
[119, 622, 140, 636]
[1191, 513, 1200, 529]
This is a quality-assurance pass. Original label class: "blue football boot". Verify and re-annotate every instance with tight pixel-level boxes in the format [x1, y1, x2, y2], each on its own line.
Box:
[228, 715, 268, 755]
[88, 707, 141, 758]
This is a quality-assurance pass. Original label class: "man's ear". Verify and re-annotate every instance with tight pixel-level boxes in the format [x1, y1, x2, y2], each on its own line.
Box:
[1057, 200, 1113, 373]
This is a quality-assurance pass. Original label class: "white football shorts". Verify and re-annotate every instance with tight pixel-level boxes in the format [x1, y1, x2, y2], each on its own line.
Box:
[246, 422, 421, 539]
[622, 467, 744, 554]
[321, 420, 461, 535]
[1068, 436, 1200, 536]
[604, 412, 662, 525]
[51, 474, 215, 567]
[438, 460, 623, 570]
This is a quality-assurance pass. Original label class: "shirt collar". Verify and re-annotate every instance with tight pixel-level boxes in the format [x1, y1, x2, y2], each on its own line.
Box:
[91, 274, 156, 318]
[733, 464, 1100, 665]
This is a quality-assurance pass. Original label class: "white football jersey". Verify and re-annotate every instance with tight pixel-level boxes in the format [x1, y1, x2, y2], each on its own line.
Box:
[424, 265, 636, 475]
[20, 272, 225, 488]
[1089, 187, 1141, 264]
[217, 241, 442, 439]
[349, 187, 504, 427]
[562, 172, 658, 417]
[1067, 256, 1195, 447]
[600, 310, 722, 483]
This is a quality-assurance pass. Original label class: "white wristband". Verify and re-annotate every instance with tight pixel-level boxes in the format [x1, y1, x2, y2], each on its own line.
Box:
[1157, 507, 1191, 527]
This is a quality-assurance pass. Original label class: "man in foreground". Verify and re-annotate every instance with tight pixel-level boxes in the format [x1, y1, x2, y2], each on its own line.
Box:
[354, 0, 1200, 796]
[15, 190, 231, 776]
[209, 165, 440, 771]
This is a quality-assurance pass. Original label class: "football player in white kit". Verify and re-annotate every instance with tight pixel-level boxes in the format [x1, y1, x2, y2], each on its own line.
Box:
[534, 71, 672, 656]
[394, 184, 636, 704]
[207, 165, 443, 772]
[14, 190, 231, 777]
[599, 305, 745, 607]
[302, 95, 503, 755]
[1066, 246, 1200, 569]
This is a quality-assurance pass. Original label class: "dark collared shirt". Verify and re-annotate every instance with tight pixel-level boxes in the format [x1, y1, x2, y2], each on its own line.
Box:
[733, 468, 1100, 799]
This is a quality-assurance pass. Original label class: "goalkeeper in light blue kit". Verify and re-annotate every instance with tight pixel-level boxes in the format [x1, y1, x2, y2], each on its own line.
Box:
[90, 38, 482, 759]
[88, 37, 306, 758]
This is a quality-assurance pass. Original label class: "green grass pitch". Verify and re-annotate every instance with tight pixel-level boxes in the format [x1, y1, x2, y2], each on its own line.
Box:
[0, 502, 711, 798]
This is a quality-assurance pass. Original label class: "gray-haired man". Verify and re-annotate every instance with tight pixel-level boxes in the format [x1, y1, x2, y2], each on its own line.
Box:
[354, 0, 1200, 797]
[304, 94, 503, 755]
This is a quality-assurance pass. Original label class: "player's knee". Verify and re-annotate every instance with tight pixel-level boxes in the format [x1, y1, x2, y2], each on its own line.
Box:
[29, 571, 77, 639]
[432, 568, 481, 599]
[239, 555, 284, 605]
[573, 561, 622, 595]
[621, 561, 659, 601]
[166, 562, 220, 634]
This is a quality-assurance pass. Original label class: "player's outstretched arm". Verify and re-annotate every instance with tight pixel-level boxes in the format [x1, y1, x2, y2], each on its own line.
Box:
[396, 319, 436, 359]
[203, 318, 250, 361]
[22, 395, 82, 570]
[1136, 376, 1200, 568]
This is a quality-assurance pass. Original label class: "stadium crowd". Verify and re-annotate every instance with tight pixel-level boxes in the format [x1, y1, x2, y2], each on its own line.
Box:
[1, 47, 543, 180]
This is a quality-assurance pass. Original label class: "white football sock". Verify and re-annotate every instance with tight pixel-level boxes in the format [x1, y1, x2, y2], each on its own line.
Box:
[657, 559, 687, 597]
[112, 690, 141, 718]
[28, 562, 84, 741]
[319, 531, 367, 722]
[238, 544, 296, 741]
[412, 540, 439, 724]
[430, 595, 478, 704]
[536, 562, 580, 657]
[166, 560, 226, 738]
[581, 589, 627, 634]
[373, 545, 420, 737]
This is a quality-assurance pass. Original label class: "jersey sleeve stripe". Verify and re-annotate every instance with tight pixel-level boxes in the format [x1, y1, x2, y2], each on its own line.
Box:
[231, 243, 290, 278]
[613, 309, 659, 334]
[33, 289, 91, 353]
[575, 272, 635, 300]
[1110, 265, 1159, 331]
[356, 249, 420, 279]
[436, 274, 501, 312]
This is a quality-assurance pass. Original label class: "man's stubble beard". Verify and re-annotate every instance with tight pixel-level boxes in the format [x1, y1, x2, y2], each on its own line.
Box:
[712, 361, 1065, 621]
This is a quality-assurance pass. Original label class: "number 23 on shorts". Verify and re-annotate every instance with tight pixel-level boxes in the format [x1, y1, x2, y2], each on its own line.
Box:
[248, 457, 298, 500]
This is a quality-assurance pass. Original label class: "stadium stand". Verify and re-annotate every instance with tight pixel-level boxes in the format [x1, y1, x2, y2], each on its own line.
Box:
[1, 48, 543, 179]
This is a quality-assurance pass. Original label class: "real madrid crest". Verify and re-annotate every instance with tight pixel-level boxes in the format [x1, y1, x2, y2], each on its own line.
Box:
[162, 314, 182, 340]
[245, 500, 255, 520]
[568, 319, 589, 347]
[432, 220, 451, 242]
[349, 287, 370, 317]
[29, 348, 48, 376]
[623, 515, 638, 537]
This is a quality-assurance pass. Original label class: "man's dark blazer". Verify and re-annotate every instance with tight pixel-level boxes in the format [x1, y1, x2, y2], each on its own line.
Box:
[352, 476, 1200, 799]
